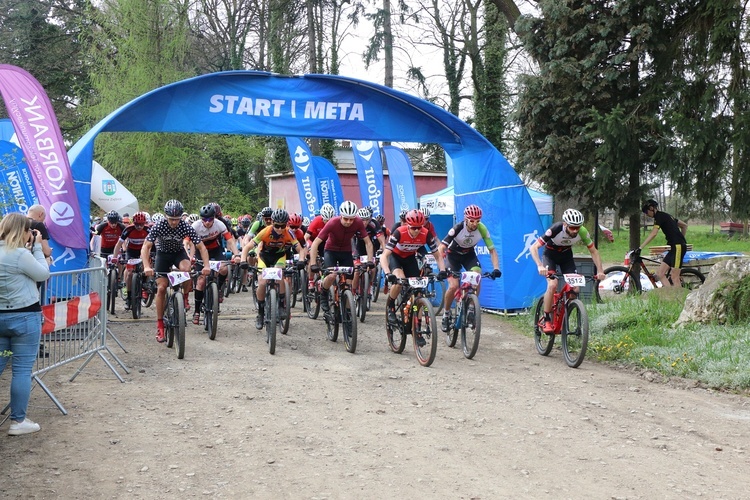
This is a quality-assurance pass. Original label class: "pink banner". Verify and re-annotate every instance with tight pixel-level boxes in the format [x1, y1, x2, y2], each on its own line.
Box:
[0, 64, 87, 249]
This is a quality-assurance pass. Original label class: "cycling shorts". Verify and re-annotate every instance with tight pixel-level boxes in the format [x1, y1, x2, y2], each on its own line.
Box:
[446, 250, 480, 273]
[542, 249, 577, 274]
[387, 253, 420, 278]
[154, 249, 190, 275]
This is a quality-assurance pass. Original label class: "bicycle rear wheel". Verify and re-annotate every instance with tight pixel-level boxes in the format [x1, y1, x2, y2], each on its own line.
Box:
[533, 297, 554, 355]
[266, 288, 277, 354]
[356, 272, 369, 323]
[326, 290, 339, 342]
[562, 299, 589, 368]
[142, 278, 155, 308]
[173, 292, 186, 359]
[205, 282, 219, 340]
[305, 280, 320, 319]
[131, 273, 142, 320]
[427, 278, 445, 315]
[596, 265, 641, 303]
[460, 294, 481, 359]
[372, 265, 382, 303]
[675, 268, 705, 290]
[413, 297, 438, 367]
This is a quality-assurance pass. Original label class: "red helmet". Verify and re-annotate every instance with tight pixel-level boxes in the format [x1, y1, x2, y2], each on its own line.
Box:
[133, 212, 147, 225]
[464, 205, 482, 219]
[404, 209, 425, 227]
[211, 202, 223, 218]
[289, 213, 303, 228]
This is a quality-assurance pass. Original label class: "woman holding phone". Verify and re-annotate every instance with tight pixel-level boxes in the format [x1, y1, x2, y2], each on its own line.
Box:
[0, 212, 50, 435]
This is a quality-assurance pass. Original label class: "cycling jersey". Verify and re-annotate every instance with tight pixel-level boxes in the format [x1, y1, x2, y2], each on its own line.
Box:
[95, 221, 126, 251]
[119, 224, 150, 252]
[385, 225, 439, 258]
[249, 219, 269, 238]
[192, 219, 232, 251]
[442, 221, 495, 254]
[305, 216, 326, 242]
[317, 216, 368, 252]
[253, 226, 301, 255]
[652, 211, 687, 246]
[537, 222, 593, 252]
[354, 219, 384, 255]
[146, 219, 202, 253]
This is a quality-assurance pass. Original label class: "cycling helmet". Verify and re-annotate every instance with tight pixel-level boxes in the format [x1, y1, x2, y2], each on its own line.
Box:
[132, 212, 147, 225]
[289, 213, 303, 228]
[187, 213, 200, 223]
[320, 203, 335, 220]
[642, 199, 658, 214]
[302, 216, 311, 226]
[199, 204, 215, 219]
[375, 214, 385, 225]
[106, 210, 120, 223]
[419, 207, 431, 219]
[141, 212, 151, 223]
[404, 209, 425, 227]
[260, 206, 273, 218]
[271, 209, 289, 225]
[464, 205, 483, 220]
[229, 217, 237, 226]
[357, 207, 371, 219]
[339, 200, 358, 217]
[210, 202, 223, 218]
[122, 215, 131, 225]
[164, 199, 184, 217]
[562, 208, 584, 226]
[398, 209, 408, 221]
[151, 212, 165, 223]
[239, 215, 251, 228]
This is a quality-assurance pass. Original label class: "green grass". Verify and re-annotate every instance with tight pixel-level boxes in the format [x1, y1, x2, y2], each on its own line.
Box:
[504, 290, 750, 392]
[591, 223, 748, 265]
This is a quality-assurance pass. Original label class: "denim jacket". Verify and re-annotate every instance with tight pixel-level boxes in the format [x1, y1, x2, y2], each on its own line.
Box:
[0, 241, 50, 311]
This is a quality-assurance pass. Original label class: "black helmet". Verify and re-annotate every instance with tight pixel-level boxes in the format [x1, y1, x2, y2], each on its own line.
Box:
[260, 206, 273, 218]
[164, 199, 184, 217]
[199, 204, 216, 218]
[271, 209, 289, 225]
[399, 209, 408, 221]
[106, 210, 120, 223]
[642, 199, 658, 214]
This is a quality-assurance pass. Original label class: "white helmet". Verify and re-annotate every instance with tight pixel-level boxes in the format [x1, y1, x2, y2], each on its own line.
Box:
[187, 213, 200, 223]
[339, 200, 358, 217]
[151, 212, 165, 223]
[562, 208, 584, 226]
[357, 207, 371, 219]
[320, 203, 335, 220]
[302, 216, 310, 226]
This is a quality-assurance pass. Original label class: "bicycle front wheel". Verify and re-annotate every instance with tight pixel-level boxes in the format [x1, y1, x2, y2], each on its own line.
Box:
[533, 297, 554, 356]
[372, 265, 382, 303]
[357, 272, 369, 323]
[280, 279, 291, 335]
[326, 290, 339, 342]
[305, 281, 320, 319]
[166, 292, 175, 349]
[413, 297, 438, 367]
[131, 273, 142, 320]
[460, 294, 482, 359]
[206, 282, 219, 340]
[562, 299, 589, 368]
[341, 290, 358, 353]
[266, 287, 277, 355]
[108, 269, 118, 315]
[596, 265, 641, 303]
[173, 292, 186, 359]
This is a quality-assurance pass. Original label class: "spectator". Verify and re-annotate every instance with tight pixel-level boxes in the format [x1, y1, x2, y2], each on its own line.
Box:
[26, 205, 52, 261]
[0, 213, 50, 435]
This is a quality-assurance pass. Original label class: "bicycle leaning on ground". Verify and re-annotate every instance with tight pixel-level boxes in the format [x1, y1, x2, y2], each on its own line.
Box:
[443, 270, 496, 360]
[533, 271, 595, 368]
[596, 247, 705, 303]
[385, 274, 441, 367]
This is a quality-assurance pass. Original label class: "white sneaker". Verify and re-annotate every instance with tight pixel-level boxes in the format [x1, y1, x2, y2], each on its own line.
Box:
[8, 418, 41, 436]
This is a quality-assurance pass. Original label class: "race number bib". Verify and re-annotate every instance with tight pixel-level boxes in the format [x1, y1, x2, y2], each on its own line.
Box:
[563, 273, 585, 287]
[407, 277, 429, 289]
[127, 258, 142, 266]
[460, 271, 481, 287]
[261, 267, 284, 280]
[208, 260, 223, 272]
[167, 271, 191, 286]
[359, 255, 369, 263]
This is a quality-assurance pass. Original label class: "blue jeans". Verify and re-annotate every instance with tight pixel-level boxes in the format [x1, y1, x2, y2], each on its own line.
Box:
[0, 312, 42, 422]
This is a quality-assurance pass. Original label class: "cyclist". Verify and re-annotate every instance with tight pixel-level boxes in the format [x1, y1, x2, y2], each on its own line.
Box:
[188, 204, 241, 325]
[530, 208, 606, 333]
[112, 211, 150, 310]
[438, 204, 502, 331]
[638, 199, 688, 288]
[240, 209, 305, 330]
[380, 209, 447, 342]
[390, 209, 408, 235]
[96, 210, 125, 260]
[304, 203, 336, 246]
[249, 206, 273, 240]
[141, 200, 211, 343]
[354, 206, 386, 291]
[308, 201, 373, 314]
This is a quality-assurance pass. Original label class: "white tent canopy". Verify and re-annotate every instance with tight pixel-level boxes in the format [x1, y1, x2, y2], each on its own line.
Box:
[420, 185, 552, 218]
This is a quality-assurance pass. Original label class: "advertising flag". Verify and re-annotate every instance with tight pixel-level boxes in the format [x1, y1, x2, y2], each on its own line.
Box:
[0, 140, 37, 214]
[0, 65, 88, 249]
[312, 156, 344, 210]
[285, 137, 320, 219]
[351, 140, 385, 217]
[383, 146, 417, 214]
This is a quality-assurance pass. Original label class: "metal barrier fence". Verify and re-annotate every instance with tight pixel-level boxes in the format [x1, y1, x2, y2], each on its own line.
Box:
[2, 258, 129, 418]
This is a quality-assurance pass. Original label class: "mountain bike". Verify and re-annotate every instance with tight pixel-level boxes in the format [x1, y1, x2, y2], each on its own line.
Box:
[228, 261, 243, 294]
[385, 275, 440, 367]
[533, 272, 593, 368]
[371, 251, 384, 303]
[353, 257, 374, 323]
[443, 270, 495, 359]
[196, 260, 222, 341]
[321, 266, 358, 353]
[287, 256, 305, 309]
[596, 247, 705, 303]
[106, 255, 124, 315]
[126, 258, 144, 319]
[417, 253, 445, 315]
[249, 266, 292, 355]
[157, 270, 190, 359]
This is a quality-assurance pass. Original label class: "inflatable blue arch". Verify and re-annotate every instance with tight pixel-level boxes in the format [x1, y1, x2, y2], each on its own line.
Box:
[69, 71, 544, 309]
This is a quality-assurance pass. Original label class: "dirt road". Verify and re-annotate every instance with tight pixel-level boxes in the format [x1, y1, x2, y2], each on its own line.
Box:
[2, 290, 748, 499]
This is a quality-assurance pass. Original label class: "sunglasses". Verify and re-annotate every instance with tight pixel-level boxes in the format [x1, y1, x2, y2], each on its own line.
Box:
[273, 223, 286, 229]
[408, 226, 421, 231]
[202, 217, 214, 222]
[167, 217, 181, 222]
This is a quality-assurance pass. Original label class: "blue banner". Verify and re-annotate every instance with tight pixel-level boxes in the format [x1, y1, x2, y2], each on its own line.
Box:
[383, 146, 417, 214]
[312, 156, 344, 210]
[285, 137, 320, 219]
[0, 140, 37, 214]
[0, 118, 16, 141]
[351, 140, 384, 217]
